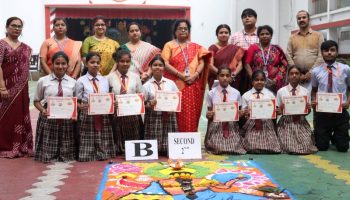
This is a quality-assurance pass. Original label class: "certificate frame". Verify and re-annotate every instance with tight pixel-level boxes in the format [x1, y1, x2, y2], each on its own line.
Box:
[154, 91, 182, 112]
[213, 101, 239, 122]
[116, 93, 145, 116]
[316, 93, 343, 113]
[47, 97, 77, 119]
[88, 93, 114, 115]
[250, 99, 276, 119]
[283, 95, 308, 115]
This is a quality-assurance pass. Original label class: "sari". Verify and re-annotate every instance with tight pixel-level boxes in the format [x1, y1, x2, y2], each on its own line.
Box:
[120, 41, 160, 75]
[82, 36, 120, 75]
[245, 44, 288, 93]
[0, 40, 33, 158]
[39, 37, 82, 76]
[208, 44, 244, 89]
[162, 40, 211, 132]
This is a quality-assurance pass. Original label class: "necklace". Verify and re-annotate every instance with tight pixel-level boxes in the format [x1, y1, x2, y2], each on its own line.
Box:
[54, 35, 68, 51]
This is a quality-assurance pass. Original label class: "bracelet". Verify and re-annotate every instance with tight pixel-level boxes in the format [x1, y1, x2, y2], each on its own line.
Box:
[0, 88, 7, 91]
[175, 71, 179, 77]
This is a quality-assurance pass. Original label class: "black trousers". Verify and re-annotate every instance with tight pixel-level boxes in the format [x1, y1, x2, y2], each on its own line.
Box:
[314, 110, 350, 152]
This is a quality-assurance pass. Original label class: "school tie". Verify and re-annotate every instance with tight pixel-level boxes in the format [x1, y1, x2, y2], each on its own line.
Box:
[254, 91, 262, 131]
[57, 78, 63, 97]
[120, 74, 127, 94]
[155, 80, 169, 122]
[222, 89, 230, 138]
[291, 87, 300, 123]
[327, 65, 333, 93]
[92, 77, 103, 132]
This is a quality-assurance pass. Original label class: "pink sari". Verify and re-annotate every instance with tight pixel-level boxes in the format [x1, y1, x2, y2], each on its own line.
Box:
[0, 40, 33, 158]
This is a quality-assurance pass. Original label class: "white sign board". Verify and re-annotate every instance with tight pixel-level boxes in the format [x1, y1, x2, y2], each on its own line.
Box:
[125, 140, 158, 161]
[168, 132, 202, 159]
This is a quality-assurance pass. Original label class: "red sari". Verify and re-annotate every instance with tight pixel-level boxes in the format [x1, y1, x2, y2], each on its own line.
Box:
[162, 40, 210, 132]
[0, 40, 33, 158]
[208, 44, 244, 89]
[245, 44, 288, 93]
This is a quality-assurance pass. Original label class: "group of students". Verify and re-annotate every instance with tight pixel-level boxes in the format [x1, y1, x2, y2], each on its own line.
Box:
[33, 50, 179, 162]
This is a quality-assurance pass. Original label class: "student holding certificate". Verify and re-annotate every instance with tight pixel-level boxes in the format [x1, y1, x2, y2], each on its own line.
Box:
[143, 55, 179, 155]
[311, 40, 350, 152]
[33, 52, 76, 162]
[75, 52, 116, 161]
[205, 66, 246, 155]
[242, 70, 281, 153]
[108, 49, 143, 153]
[276, 65, 317, 154]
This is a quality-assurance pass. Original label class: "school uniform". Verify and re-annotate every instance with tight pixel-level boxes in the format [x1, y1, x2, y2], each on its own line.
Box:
[143, 76, 178, 154]
[75, 72, 116, 161]
[108, 70, 143, 153]
[311, 62, 350, 152]
[242, 87, 281, 153]
[34, 74, 76, 162]
[276, 84, 317, 154]
[205, 85, 246, 155]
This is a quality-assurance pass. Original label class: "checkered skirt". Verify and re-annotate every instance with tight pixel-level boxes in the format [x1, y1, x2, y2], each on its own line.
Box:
[242, 119, 281, 153]
[277, 115, 317, 154]
[144, 109, 178, 153]
[113, 114, 142, 153]
[77, 111, 116, 161]
[34, 113, 75, 162]
[205, 121, 246, 155]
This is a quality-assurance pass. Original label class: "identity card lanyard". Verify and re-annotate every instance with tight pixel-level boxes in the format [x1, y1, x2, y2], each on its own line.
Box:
[177, 39, 190, 76]
[260, 44, 271, 77]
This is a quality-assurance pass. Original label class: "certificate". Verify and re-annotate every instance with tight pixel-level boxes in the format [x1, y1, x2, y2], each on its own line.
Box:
[316, 93, 342, 113]
[47, 97, 77, 119]
[213, 101, 239, 122]
[116, 93, 145, 116]
[283, 96, 308, 115]
[154, 91, 182, 112]
[250, 99, 276, 119]
[88, 93, 114, 115]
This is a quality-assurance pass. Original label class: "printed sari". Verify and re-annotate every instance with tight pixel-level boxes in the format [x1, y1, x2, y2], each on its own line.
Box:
[208, 44, 244, 89]
[0, 40, 33, 158]
[120, 41, 160, 75]
[162, 40, 211, 132]
[39, 37, 82, 76]
[245, 44, 288, 93]
[82, 36, 120, 76]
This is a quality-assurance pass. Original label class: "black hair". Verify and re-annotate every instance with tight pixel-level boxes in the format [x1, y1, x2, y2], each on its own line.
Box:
[53, 18, 67, 26]
[149, 54, 165, 67]
[217, 65, 232, 75]
[92, 16, 106, 26]
[297, 10, 310, 20]
[5, 17, 23, 36]
[252, 70, 266, 82]
[241, 8, 257, 19]
[321, 40, 338, 52]
[172, 19, 191, 39]
[86, 52, 101, 63]
[215, 24, 231, 36]
[112, 48, 131, 62]
[52, 51, 69, 63]
[287, 65, 302, 75]
[127, 22, 141, 32]
[257, 25, 273, 36]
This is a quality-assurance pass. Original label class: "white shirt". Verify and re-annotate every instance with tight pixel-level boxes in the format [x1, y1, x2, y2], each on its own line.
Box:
[143, 76, 178, 101]
[75, 72, 109, 102]
[242, 87, 275, 109]
[276, 84, 310, 107]
[107, 70, 143, 94]
[34, 73, 76, 104]
[206, 85, 241, 107]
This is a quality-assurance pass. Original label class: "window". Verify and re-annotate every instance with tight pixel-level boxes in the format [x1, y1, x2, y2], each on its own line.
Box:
[313, 0, 327, 14]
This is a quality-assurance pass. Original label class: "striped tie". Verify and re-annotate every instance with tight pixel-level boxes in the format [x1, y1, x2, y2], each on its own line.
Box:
[57, 78, 63, 96]
[92, 77, 102, 132]
[327, 65, 333, 93]
[222, 89, 229, 138]
[255, 91, 262, 130]
[120, 75, 127, 94]
[291, 87, 300, 123]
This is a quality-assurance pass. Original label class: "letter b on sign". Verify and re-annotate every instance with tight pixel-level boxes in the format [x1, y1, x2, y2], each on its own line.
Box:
[125, 140, 158, 161]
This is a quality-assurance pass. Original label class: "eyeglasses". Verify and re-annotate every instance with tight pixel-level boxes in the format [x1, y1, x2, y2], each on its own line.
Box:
[9, 24, 23, 29]
[177, 27, 188, 31]
[94, 23, 106, 27]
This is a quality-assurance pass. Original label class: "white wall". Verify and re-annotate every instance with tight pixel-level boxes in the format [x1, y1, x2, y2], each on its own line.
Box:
[0, 0, 45, 54]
